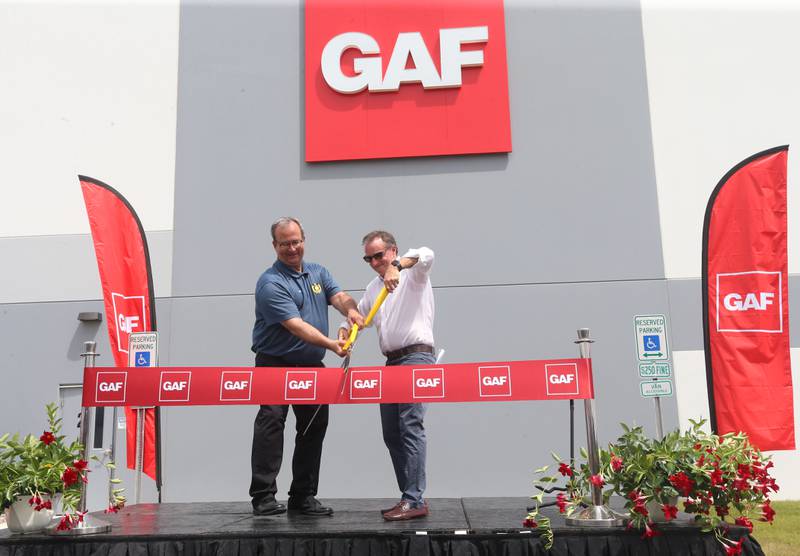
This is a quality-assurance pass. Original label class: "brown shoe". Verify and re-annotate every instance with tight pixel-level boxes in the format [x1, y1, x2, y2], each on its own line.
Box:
[381, 501, 403, 514]
[382, 501, 429, 521]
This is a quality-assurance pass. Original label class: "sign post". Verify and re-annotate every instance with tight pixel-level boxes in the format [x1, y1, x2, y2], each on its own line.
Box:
[634, 315, 672, 438]
[128, 332, 158, 503]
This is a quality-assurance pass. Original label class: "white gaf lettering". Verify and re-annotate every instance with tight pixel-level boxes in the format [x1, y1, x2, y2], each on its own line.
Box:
[482, 375, 507, 386]
[321, 27, 488, 94]
[163, 381, 187, 391]
[288, 380, 314, 390]
[354, 379, 378, 389]
[416, 378, 441, 388]
[118, 314, 140, 333]
[99, 382, 123, 392]
[549, 374, 575, 385]
[723, 292, 775, 311]
[223, 380, 249, 390]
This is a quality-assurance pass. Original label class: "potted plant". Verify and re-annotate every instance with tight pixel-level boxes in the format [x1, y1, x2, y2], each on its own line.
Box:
[0, 402, 124, 533]
[524, 419, 778, 555]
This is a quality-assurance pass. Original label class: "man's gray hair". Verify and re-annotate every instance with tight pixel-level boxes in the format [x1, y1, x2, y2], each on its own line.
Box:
[362, 230, 397, 248]
[270, 217, 305, 241]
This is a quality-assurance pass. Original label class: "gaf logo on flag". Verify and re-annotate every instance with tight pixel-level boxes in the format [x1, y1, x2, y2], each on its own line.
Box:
[350, 370, 382, 400]
[413, 368, 445, 399]
[717, 271, 783, 333]
[96, 371, 128, 403]
[220, 371, 253, 402]
[285, 371, 317, 401]
[545, 363, 579, 396]
[305, 0, 511, 162]
[478, 365, 512, 397]
[111, 292, 146, 354]
[159, 371, 192, 403]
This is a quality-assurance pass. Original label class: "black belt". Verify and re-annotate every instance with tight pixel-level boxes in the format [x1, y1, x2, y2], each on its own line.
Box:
[383, 343, 435, 360]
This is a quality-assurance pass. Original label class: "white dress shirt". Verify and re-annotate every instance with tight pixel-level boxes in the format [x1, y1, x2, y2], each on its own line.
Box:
[348, 247, 435, 355]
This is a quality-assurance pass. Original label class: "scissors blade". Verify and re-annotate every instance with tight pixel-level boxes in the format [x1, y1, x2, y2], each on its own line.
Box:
[302, 349, 353, 437]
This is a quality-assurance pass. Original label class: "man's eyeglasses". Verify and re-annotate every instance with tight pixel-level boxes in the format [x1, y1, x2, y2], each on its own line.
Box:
[363, 251, 386, 263]
[277, 239, 304, 249]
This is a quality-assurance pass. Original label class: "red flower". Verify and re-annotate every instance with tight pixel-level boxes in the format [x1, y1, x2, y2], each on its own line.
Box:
[555, 492, 568, 513]
[668, 471, 695, 497]
[62, 466, 79, 487]
[725, 538, 744, 555]
[661, 504, 678, 521]
[39, 431, 56, 445]
[522, 517, 537, 528]
[28, 495, 42, 507]
[56, 515, 74, 531]
[641, 522, 661, 539]
[732, 478, 749, 492]
[715, 505, 729, 518]
[735, 516, 753, 533]
[610, 456, 624, 472]
[736, 464, 752, 480]
[558, 462, 574, 477]
[710, 468, 724, 486]
[73, 459, 89, 471]
[633, 501, 649, 517]
[589, 474, 605, 488]
[761, 500, 776, 523]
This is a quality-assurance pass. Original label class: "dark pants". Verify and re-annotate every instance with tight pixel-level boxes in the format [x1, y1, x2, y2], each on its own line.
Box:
[249, 353, 328, 505]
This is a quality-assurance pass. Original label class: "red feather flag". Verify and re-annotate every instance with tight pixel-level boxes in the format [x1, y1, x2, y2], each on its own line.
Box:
[702, 146, 795, 451]
[80, 175, 162, 484]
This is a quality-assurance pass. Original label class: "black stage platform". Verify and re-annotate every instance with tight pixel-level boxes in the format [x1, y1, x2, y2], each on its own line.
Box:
[0, 497, 764, 555]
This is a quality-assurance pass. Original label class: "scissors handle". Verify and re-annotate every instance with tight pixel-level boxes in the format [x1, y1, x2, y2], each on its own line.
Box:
[342, 287, 388, 350]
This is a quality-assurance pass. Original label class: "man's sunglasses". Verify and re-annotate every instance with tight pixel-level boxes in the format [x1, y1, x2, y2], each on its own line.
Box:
[363, 251, 386, 263]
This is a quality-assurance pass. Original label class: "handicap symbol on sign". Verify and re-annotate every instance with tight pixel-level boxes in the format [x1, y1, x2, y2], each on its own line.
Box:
[135, 352, 151, 367]
[643, 335, 660, 352]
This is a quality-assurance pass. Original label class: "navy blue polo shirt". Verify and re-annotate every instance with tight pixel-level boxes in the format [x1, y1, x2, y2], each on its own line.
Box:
[251, 259, 341, 364]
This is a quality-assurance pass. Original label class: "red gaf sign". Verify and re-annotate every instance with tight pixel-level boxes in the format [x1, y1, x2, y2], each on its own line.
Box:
[305, 0, 511, 162]
[220, 371, 253, 402]
[159, 371, 192, 403]
[478, 365, 511, 397]
[716, 271, 782, 333]
[413, 367, 445, 399]
[96, 371, 128, 404]
[350, 370, 382, 400]
[285, 371, 318, 401]
[545, 363, 579, 396]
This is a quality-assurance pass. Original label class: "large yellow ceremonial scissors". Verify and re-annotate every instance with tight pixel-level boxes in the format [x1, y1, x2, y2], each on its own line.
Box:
[342, 286, 388, 351]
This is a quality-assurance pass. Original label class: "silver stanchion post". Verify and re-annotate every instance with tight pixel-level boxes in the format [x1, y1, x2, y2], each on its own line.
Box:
[565, 328, 626, 527]
[654, 396, 664, 439]
[108, 406, 119, 507]
[48, 341, 112, 535]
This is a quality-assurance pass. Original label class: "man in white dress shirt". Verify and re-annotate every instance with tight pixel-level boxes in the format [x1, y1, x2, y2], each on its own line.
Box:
[339, 230, 435, 521]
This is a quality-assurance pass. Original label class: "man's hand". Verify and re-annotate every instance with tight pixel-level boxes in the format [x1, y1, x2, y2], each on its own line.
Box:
[338, 326, 350, 342]
[329, 338, 348, 357]
[347, 308, 365, 328]
[383, 265, 400, 292]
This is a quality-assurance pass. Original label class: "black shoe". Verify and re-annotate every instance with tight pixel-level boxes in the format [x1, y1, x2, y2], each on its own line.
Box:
[253, 498, 287, 516]
[288, 496, 334, 516]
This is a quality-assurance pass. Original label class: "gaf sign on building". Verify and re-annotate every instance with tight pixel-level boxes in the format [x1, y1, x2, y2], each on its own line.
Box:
[305, 0, 512, 162]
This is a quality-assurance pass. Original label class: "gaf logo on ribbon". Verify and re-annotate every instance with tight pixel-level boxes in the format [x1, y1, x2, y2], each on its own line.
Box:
[285, 371, 317, 401]
[305, 0, 511, 162]
[350, 370, 382, 400]
[111, 292, 146, 354]
[159, 371, 192, 403]
[220, 371, 253, 402]
[413, 368, 445, 399]
[96, 371, 128, 403]
[716, 271, 782, 333]
[545, 363, 579, 396]
[478, 365, 512, 397]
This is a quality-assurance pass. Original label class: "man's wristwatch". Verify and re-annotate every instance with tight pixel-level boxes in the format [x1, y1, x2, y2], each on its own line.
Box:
[391, 260, 403, 271]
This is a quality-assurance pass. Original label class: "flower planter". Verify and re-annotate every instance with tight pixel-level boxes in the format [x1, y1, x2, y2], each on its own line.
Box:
[4, 495, 54, 534]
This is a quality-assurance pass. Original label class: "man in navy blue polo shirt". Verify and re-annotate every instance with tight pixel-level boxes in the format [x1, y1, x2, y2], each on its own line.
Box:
[250, 217, 363, 517]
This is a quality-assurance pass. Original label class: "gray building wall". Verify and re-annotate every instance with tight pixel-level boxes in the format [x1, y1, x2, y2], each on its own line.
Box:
[0, 1, 729, 506]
